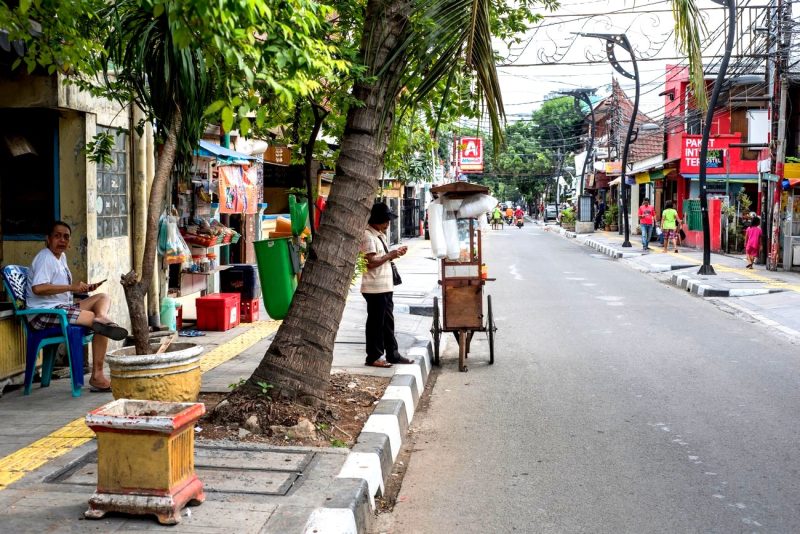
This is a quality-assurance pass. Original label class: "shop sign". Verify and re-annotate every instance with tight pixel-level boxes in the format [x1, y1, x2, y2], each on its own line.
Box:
[265, 145, 291, 165]
[459, 137, 483, 172]
[605, 161, 621, 174]
[682, 137, 727, 171]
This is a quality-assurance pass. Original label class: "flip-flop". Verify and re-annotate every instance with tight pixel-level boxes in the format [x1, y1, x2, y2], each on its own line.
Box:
[179, 329, 206, 337]
[91, 321, 128, 341]
[388, 356, 414, 365]
[89, 381, 112, 393]
[365, 360, 393, 368]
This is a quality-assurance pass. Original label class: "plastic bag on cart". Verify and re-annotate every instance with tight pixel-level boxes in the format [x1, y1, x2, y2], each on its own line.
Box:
[427, 199, 447, 258]
[443, 209, 460, 260]
[158, 214, 192, 267]
[457, 194, 498, 219]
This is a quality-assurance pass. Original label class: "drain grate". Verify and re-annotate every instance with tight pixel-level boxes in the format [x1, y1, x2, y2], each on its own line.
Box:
[48, 445, 313, 496]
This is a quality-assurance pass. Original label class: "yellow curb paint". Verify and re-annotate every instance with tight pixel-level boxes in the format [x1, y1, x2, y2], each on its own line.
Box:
[0, 319, 281, 491]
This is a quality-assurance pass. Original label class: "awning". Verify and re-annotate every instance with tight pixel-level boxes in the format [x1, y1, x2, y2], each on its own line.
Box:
[195, 140, 261, 164]
[609, 176, 621, 186]
[629, 156, 680, 175]
[681, 173, 759, 183]
[634, 168, 675, 184]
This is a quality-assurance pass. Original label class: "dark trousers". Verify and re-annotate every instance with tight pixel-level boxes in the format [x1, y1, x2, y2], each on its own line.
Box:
[363, 292, 400, 364]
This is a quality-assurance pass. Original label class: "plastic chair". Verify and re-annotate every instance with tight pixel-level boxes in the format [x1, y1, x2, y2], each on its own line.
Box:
[2, 265, 92, 397]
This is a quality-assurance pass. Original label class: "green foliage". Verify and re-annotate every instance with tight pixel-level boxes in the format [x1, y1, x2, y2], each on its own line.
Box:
[671, 0, 708, 111]
[560, 208, 575, 224]
[353, 252, 368, 285]
[255, 381, 275, 396]
[330, 438, 348, 448]
[228, 378, 247, 390]
[85, 131, 116, 166]
[604, 204, 619, 226]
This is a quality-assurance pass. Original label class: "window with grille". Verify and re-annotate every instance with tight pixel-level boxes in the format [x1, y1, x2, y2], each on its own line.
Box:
[95, 126, 129, 239]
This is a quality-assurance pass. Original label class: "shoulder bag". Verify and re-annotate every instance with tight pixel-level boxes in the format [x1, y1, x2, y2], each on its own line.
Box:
[379, 235, 403, 286]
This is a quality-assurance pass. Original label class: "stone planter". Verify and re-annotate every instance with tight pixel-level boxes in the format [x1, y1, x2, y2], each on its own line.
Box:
[84, 399, 205, 525]
[609, 224, 619, 232]
[562, 222, 576, 232]
[106, 343, 203, 402]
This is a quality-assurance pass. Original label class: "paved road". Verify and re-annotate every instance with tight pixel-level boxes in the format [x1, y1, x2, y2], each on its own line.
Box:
[376, 223, 800, 534]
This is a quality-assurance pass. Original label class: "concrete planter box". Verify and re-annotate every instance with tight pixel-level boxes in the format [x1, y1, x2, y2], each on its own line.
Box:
[84, 399, 206, 524]
[107, 343, 203, 402]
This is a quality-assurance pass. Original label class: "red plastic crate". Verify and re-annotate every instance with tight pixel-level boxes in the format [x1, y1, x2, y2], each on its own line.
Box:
[196, 293, 241, 331]
[240, 299, 259, 323]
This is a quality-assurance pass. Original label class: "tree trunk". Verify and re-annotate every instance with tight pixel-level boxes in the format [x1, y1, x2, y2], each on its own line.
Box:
[121, 113, 183, 355]
[242, 0, 411, 405]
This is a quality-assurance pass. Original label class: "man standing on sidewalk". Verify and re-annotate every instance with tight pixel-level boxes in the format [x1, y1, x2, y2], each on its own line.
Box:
[638, 197, 656, 251]
[360, 203, 414, 368]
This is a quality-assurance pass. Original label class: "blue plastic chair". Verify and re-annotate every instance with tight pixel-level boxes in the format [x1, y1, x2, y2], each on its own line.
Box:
[1, 265, 92, 397]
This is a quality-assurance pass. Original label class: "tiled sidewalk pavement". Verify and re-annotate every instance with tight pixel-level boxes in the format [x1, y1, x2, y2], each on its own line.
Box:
[0, 320, 280, 491]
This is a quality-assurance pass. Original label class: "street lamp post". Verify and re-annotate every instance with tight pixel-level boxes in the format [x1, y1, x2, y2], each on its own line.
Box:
[559, 88, 597, 222]
[576, 33, 640, 247]
[696, 0, 737, 275]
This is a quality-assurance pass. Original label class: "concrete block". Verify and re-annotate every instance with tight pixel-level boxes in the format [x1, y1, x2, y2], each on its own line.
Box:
[352, 432, 393, 485]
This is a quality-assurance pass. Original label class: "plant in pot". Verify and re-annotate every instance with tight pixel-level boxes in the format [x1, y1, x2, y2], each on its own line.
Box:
[560, 207, 576, 231]
[604, 205, 619, 231]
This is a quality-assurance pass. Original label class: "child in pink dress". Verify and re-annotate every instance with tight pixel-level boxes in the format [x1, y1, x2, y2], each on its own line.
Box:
[745, 216, 762, 269]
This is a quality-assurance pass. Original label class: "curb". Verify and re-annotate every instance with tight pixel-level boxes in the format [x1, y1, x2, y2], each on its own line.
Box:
[303, 336, 433, 534]
[670, 272, 781, 298]
[583, 238, 642, 259]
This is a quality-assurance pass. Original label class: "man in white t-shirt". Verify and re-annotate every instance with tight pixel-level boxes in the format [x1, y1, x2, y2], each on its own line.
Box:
[26, 221, 128, 391]
[360, 203, 413, 368]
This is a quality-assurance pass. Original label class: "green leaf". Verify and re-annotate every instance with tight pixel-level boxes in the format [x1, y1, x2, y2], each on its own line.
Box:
[221, 106, 234, 132]
[152, 2, 164, 18]
[204, 100, 226, 117]
[239, 117, 251, 137]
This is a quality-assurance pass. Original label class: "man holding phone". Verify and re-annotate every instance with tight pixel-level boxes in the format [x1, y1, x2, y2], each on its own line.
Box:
[26, 221, 128, 391]
[360, 203, 413, 368]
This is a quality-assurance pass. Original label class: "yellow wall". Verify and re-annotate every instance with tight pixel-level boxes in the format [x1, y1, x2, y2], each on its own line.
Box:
[1, 74, 133, 333]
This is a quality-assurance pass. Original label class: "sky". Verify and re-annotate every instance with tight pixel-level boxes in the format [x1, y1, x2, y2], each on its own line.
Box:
[492, 0, 737, 127]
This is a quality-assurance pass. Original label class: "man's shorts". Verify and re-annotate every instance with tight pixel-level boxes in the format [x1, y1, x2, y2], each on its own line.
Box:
[28, 304, 82, 330]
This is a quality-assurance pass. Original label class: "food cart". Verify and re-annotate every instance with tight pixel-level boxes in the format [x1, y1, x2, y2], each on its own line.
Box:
[429, 182, 496, 372]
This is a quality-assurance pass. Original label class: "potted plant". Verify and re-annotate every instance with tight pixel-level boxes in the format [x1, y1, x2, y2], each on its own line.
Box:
[560, 207, 576, 231]
[605, 205, 619, 231]
[106, 341, 203, 402]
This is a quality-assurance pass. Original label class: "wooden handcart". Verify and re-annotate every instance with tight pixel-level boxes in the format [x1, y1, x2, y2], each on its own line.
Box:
[429, 182, 497, 372]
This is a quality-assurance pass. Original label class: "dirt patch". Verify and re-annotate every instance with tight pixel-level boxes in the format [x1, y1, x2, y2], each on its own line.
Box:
[195, 372, 389, 448]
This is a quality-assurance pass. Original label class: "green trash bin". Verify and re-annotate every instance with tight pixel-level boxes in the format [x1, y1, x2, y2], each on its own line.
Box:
[253, 237, 298, 320]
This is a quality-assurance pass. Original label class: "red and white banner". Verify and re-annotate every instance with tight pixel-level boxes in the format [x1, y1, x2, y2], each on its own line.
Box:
[459, 137, 483, 173]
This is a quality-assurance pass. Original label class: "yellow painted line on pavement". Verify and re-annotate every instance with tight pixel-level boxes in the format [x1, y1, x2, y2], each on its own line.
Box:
[0, 319, 281, 491]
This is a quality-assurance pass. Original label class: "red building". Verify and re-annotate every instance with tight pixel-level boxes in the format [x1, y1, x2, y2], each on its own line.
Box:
[663, 65, 770, 250]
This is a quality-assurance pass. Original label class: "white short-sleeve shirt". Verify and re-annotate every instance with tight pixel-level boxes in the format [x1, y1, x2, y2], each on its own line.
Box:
[360, 226, 393, 294]
[26, 248, 73, 309]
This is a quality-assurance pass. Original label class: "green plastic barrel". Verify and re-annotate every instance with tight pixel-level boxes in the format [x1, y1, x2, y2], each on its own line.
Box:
[253, 237, 298, 320]
[288, 194, 309, 236]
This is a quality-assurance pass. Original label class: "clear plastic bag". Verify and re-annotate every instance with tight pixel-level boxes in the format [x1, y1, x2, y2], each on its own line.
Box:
[158, 214, 192, 267]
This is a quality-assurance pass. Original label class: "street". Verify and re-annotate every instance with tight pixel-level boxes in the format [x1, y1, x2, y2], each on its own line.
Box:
[378, 223, 800, 533]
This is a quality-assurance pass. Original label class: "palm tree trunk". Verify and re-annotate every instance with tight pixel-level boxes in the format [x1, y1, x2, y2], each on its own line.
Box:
[243, 0, 411, 405]
[122, 113, 183, 355]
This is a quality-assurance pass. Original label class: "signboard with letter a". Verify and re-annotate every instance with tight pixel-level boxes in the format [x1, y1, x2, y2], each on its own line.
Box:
[459, 137, 483, 173]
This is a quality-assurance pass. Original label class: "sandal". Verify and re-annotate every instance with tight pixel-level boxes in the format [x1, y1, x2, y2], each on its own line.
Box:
[389, 356, 414, 365]
[91, 321, 128, 341]
[88, 379, 112, 393]
[365, 360, 393, 368]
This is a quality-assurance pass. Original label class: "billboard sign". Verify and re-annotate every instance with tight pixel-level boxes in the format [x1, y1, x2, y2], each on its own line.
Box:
[459, 137, 483, 173]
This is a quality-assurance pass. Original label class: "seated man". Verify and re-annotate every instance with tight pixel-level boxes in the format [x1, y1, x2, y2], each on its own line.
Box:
[25, 221, 128, 392]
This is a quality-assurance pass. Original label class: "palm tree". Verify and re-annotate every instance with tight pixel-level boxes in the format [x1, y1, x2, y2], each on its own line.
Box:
[671, 0, 709, 111]
[100, 0, 216, 354]
[242, 0, 558, 404]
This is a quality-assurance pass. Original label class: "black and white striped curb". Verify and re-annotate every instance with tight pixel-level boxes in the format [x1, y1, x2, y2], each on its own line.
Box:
[670, 272, 780, 297]
[303, 337, 432, 534]
[583, 237, 642, 259]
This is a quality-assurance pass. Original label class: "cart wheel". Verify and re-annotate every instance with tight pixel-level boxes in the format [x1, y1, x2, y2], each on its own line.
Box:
[487, 295, 495, 365]
[458, 330, 468, 372]
[431, 297, 441, 366]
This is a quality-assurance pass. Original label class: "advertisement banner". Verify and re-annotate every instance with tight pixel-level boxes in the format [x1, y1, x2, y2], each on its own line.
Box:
[218, 165, 258, 214]
[459, 137, 483, 173]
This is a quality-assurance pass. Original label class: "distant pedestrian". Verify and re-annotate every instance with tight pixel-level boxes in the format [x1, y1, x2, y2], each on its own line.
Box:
[745, 216, 762, 269]
[360, 203, 413, 368]
[594, 199, 606, 230]
[637, 197, 656, 250]
[660, 200, 681, 253]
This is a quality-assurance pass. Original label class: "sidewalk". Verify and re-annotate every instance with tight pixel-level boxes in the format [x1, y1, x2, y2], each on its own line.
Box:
[544, 221, 800, 339]
[0, 237, 439, 533]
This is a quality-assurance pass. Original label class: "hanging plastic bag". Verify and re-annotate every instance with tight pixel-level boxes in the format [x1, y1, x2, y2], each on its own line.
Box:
[159, 214, 192, 267]
[457, 194, 498, 219]
[427, 199, 447, 258]
[443, 209, 460, 260]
